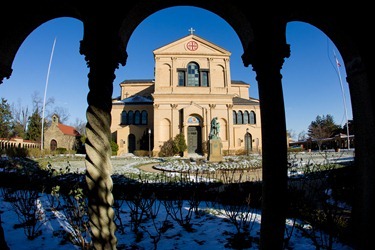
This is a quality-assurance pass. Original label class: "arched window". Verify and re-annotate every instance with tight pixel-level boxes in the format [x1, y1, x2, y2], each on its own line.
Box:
[233, 111, 237, 124]
[177, 62, 209, 87]
[134, 110, 141, 125]
[121, 111, 127, 125]
[187, 62, 199, 86]
[237, 111, 243, 124]
[128, 110, 134, 125]
[141, 110, 148, 125]
[243, 111, 249, 124]
[249, 111, 256, 124]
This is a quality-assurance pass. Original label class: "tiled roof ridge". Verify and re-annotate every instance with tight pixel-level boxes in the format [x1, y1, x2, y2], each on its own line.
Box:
[57, 123, 80, 136]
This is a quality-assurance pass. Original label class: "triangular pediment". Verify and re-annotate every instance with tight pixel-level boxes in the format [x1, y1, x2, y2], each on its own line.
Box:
[183, 101, 206, 114]
[153, 34, 231, 56]
[188, 101, 204, 109]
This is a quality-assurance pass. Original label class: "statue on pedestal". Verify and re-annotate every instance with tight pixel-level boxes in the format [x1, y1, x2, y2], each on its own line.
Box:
[208, 117, 223, 162]
[209, 117, 220, 139]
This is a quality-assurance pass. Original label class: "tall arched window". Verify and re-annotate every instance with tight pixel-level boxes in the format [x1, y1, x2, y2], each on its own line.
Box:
[233, 111, 237, 124]
[128, 110, 134, 125]
[237, 111, 243, 124]
[249, 111, 256, 124]
[121, 111, 127, 125]
[141, 110, 148, 125]
[134, 110, 141, 125]
[187, 62, 199, 86]
[243, 111, 249, 124]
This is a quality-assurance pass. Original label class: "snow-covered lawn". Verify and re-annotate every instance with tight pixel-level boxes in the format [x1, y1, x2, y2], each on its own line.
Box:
[0, 152, 355, 249]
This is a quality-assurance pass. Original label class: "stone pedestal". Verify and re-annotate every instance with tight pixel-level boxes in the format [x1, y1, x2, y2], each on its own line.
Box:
[208, 138, 223, 162]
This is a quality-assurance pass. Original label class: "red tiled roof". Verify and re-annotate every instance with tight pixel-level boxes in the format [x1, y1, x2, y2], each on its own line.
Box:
[57, 123, 80, 136]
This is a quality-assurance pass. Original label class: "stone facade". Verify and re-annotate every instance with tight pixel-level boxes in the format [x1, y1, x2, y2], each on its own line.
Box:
[43, 114, 80, 151]
[111, 34, 262, 156]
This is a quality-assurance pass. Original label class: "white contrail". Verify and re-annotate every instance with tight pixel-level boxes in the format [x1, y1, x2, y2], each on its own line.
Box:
[41, 37, 57, 150]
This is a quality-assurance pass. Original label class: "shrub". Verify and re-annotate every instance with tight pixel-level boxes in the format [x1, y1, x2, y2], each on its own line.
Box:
[111, 140, 119, 156]
[174, 133, 187, 156]
[288, 147, 304, 153]
[28, 148, 49, 158]
[56, 148, 67, 154]
[5, 147, 28, 157]
[159, 139, 178, 157]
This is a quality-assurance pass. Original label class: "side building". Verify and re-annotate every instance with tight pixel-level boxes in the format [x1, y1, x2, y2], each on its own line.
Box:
[43, 114, 81, 152]
[111, 33, 262, 156]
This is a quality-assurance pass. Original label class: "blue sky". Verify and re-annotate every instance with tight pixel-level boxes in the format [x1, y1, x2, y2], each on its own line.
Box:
[1, 6, 352, 139]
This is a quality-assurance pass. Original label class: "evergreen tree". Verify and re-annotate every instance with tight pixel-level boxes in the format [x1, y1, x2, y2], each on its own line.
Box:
[26, 108, 43, 142]
[12, 122, 26, 138]
[308, 114, 341, 151]
[0, 98, 13, 139]
[111, 140, 119, 156]
[174, 133, 187, 155]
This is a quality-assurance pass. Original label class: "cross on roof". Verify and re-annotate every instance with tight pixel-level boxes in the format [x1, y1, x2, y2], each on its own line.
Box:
[188, 27, 195, 35]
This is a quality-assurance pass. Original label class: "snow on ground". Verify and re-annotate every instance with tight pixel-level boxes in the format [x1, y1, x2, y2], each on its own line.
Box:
[0, 151, 355, 249]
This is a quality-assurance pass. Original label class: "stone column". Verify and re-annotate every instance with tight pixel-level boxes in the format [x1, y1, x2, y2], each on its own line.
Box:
[80, 22, 127, 250]
[346, 58, 375, 249]
[242, 22, 290, 249]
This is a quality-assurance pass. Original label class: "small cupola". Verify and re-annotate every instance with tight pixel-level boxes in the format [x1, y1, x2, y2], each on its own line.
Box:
[52, 114, 59, 124]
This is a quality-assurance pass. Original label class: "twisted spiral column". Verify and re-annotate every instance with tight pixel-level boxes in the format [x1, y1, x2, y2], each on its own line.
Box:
[85, 103, 117, 249]
[85, 67, 117, 249]
[80, 23, 127, 249]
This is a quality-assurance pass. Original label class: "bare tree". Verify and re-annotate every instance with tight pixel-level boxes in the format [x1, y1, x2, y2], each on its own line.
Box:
[31, 91, 55, 117]
[72, 118, 86, 136]
[287, 129, 296, 141]
[298, 130, 307, 141]
[10, 99, 29, 138]
[50, 106, 70, 124]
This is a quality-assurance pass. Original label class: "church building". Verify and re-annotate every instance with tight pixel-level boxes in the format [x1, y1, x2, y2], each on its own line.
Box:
[44, 114, 81, 151]
[111, 31, 262, 156]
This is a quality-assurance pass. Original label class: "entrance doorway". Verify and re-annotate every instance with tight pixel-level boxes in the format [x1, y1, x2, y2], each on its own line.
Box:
[50, 139, 57, 151]
[245, 132, 252, 155]
[187, 126, 201, 154]
[128, 134, 136, 153]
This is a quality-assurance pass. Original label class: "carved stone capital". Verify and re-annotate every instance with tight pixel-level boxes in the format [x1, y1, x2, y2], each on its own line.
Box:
[80, 27, 127, 70]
